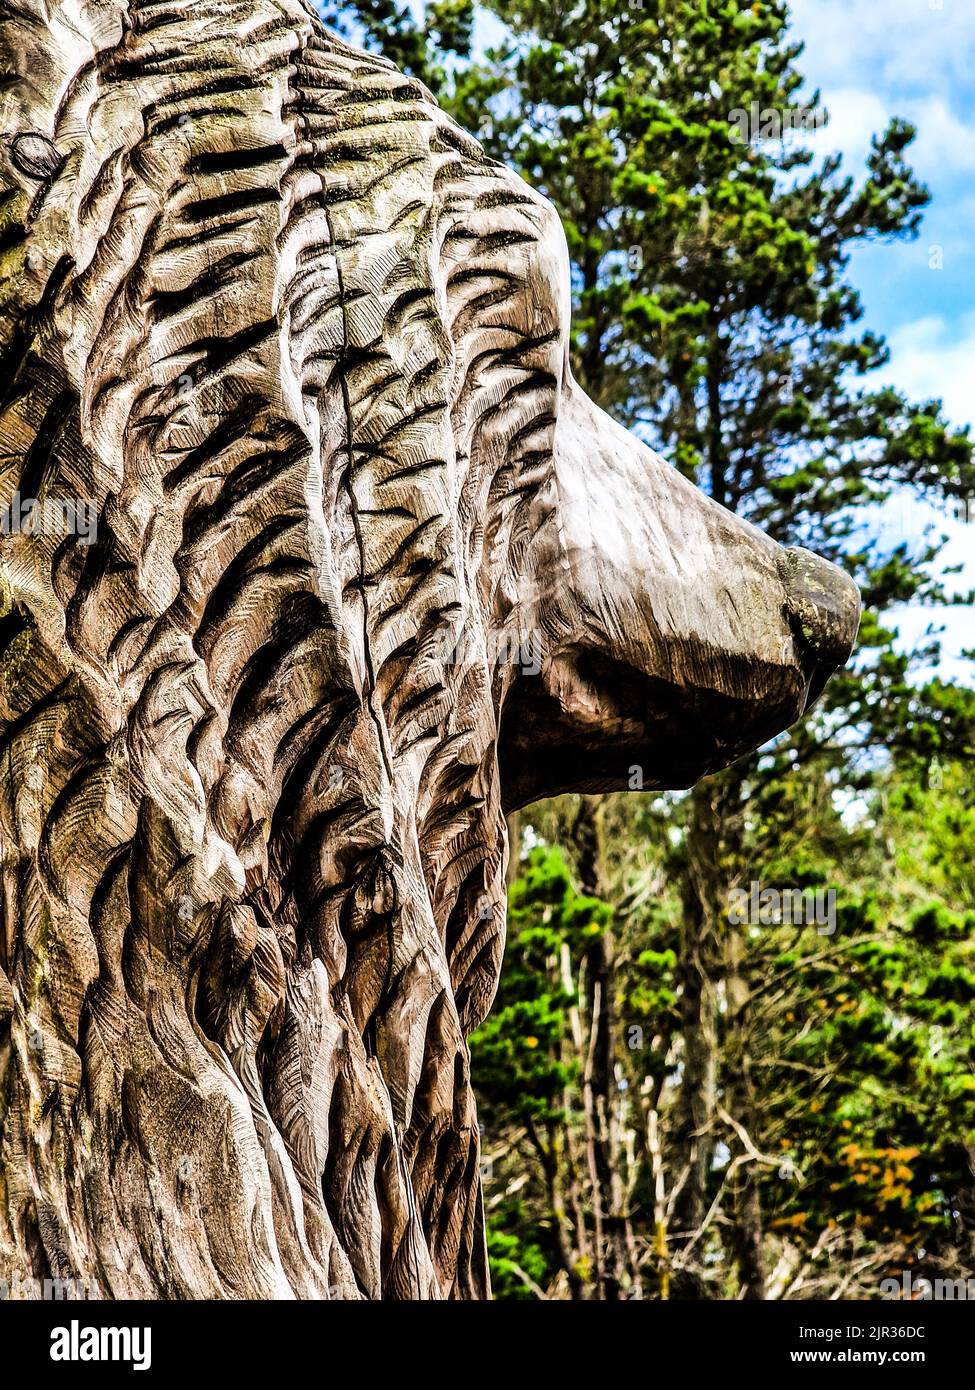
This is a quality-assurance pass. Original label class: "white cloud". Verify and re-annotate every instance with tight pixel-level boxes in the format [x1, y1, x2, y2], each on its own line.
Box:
[791, 0, 975, 100]
[886, 602, 974, 683]
[872, 310, 975, 670]
[911, 97, 975, 173]
[797, 87, 975, 179]
[885, 311, 975, 430]
[802, 87, 890, 169]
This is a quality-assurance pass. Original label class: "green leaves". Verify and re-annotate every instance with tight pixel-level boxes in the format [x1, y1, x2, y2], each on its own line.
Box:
[470, 846, 612, 1127]
[319, 0, 475, 91]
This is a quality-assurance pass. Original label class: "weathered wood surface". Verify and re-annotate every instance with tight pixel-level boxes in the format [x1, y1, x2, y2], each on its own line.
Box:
[0, 2, 859, 1298]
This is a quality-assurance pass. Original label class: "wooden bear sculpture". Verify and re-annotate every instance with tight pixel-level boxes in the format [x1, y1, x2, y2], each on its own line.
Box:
[0, 1, 859, 1298]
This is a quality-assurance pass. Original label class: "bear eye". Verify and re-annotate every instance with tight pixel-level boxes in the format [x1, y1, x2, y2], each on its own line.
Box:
[10, 131, 63, 181]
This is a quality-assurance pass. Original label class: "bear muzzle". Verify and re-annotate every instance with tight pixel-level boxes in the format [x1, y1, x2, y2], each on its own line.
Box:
[778, 545, 862, 712]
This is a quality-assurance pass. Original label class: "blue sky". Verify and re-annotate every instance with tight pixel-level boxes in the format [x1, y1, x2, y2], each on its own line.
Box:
[791, 0, 974, 428]
[788, 0, 974, 677]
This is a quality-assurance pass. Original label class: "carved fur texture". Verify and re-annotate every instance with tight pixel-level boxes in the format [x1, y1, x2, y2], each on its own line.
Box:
[0, 1, 859, 1298]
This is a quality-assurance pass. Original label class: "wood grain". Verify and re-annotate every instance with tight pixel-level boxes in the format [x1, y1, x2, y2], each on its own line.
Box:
[0, 2, 859, 1298]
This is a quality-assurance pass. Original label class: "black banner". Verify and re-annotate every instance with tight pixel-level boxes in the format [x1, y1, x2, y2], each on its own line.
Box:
[1, 1294, 968, 1378]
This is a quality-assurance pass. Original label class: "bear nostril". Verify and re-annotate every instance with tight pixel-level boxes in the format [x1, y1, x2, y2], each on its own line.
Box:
[778, 546, 861, 706]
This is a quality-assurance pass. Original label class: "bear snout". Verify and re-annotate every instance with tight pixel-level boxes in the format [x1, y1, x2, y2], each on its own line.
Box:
[777, 546, 862, 710]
